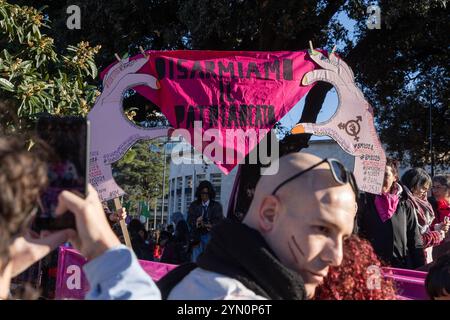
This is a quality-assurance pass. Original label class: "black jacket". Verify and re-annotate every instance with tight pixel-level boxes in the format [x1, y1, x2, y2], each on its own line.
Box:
[157, 219, 306, 300]
[357, 190, 425, 269]
[187, 199, 223, 235]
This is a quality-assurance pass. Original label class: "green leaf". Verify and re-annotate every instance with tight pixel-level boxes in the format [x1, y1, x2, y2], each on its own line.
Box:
[35, 54, 44, 68]
[87, 60, 98, 79]
[17, 27, 24, 43]
[32, 24, 41, 38]
[0, 78, 14, 92]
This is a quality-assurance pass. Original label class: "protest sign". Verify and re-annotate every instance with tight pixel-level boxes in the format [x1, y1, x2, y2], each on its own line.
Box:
[55, 246, 177, 300]
[88, 57, 169, 201]
[291, 49, 386, 194]
[99, 50, 317, 175]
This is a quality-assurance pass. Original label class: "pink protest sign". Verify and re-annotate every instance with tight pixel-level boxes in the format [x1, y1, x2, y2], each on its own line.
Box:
[55, 247, 90, 300]
[100, 50, 317, 174]
[291, 50, 386, 194]
[55, 246, 177, 300]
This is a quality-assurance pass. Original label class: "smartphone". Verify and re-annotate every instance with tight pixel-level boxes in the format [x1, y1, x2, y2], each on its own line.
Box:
[33, 115, 90, 231]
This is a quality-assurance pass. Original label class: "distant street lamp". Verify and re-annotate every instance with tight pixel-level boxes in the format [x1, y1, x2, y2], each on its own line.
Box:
[161, 142, 167, 226]
[154, 137, 183, 227]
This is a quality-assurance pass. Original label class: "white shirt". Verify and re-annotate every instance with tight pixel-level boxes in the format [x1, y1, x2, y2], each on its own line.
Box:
[202, 200, 210, 207]
[168, 268, 267, 300]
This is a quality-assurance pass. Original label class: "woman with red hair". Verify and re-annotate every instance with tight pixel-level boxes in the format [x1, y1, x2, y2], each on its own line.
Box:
[315, 236, 397, 300]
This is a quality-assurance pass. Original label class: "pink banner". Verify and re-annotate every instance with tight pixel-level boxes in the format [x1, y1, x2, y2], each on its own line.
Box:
[100, 50, 316, 174]
[55, 247, 429, 300]
[55, 246, 177, 300]
[382, 267, 429, 300]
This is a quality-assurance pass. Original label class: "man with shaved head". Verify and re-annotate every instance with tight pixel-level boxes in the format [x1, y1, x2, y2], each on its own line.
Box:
[158, 153, 359, 300]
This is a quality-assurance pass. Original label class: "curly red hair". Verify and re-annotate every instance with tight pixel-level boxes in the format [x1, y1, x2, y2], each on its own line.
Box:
[314, 235, 397, 300]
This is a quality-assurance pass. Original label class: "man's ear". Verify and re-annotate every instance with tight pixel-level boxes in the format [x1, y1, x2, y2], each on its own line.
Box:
[258, 195, 281, 233]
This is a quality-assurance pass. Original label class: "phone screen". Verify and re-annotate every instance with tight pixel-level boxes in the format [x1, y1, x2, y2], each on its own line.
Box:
[34, 116, 90, 230]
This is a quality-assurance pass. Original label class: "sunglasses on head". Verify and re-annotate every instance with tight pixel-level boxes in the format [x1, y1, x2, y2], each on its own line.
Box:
[271, 158, 359, 200]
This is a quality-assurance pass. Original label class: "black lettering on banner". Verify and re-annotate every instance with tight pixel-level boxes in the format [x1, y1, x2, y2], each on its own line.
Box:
[169, 58, 174, 79]
[174, 105, 185, 128]
[190, 61, 204, 79]
[238, 62, 244, 78]
[204, 61, 216, 78]
[246, 62, 261, 79]
[219, 80, 225, 103]
[264, 60, 280, 80]
[177, 59, 188, 79]
[283, 59, 293, 80]
[218, 61, 235, 78]
[266, 105, 276, 126]
[209, 105, 218, 128]
[220, 105, 227, 127]
[186, 105, 196, 129]
[226, 81, 235, 102]
[227, 104, 238, 127]
[247, 105, 254, 126]
[155, 58, 165, 79]
[254, 105, 263, 127]
[239, 105, 248, 127]
[260, 105, 267, 124]
[197, 105, 207, 122]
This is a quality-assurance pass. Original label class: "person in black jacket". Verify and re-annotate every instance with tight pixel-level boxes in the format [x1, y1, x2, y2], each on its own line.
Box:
[129, 219, 153, 261]
[187, 180, 224, 262]
[160, 220, 191, 264]
[357, 158, 425, 269]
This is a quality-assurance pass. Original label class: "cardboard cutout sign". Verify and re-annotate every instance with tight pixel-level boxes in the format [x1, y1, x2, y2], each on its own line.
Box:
[291, 50, 386, 194]
[91, 49, 386, 198]
[100, 50, 317, 174]
[88, 57, 169, 201]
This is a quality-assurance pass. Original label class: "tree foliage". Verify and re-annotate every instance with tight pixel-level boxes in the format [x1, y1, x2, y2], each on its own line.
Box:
[112, 139, 169, 211]
[0, 0, 101, 132]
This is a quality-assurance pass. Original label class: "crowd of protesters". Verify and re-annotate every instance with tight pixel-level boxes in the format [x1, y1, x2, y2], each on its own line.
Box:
[1, 132, 450, 300]
[101, 180, 224, 265]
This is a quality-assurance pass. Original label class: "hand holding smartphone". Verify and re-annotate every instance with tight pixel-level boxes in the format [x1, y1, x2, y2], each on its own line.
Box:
[33, 115, 90, 231]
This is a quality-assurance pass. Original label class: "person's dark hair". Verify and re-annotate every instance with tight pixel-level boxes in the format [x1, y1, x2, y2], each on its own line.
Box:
[175, 219, 189, 241]
[166, 224, 174, 233]
[425, 254, 450, 299]
[401, 168, 432, 192]
[195, 180, 216, 202]
[159, 230, 172, 243]
[128, 218, 144, 234]
[385, 158, 400, 180]
[0, 135, 48, 270]
[139, 228, 148, 239]
[432, 175, 449, 189]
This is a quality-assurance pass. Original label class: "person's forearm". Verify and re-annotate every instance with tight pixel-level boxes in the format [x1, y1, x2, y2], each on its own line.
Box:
[83, 245, 161, 300]
[421, 231, 442, 248]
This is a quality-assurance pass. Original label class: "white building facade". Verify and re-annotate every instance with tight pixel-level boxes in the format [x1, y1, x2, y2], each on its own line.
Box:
[168, 149, 238, 222]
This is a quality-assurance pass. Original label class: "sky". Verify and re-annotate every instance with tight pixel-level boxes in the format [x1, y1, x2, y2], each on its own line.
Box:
[278, 10, 358, 141]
